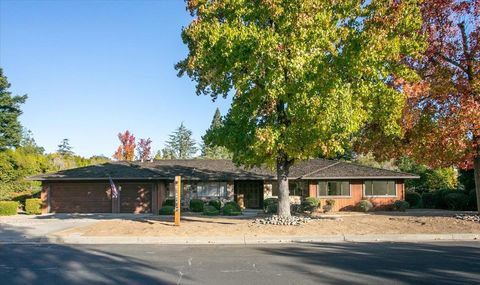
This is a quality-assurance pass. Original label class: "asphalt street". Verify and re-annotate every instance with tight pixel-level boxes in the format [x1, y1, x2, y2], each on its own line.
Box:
[0, 242, 479, 285]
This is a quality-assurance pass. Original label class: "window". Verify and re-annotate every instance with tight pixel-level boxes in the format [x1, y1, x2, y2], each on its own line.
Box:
[289, 181, 307, 196]
[196, 182, 227, 197]
[317, 181, 350, 197]
[364, 180, 396, 196]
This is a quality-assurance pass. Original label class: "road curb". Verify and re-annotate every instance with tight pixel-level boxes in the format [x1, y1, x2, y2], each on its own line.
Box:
[4, 233, 470, 245]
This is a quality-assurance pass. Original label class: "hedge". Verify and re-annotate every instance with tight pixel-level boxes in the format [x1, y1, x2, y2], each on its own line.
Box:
[405, 191, 422, 208]
[203, 205, 220, 216]
[393, 200, 409, 212]
[25, 198, 42, 215]
[163, 198, 175, 207]
[223, 203, 242, 216]
[159, 206, 174, 215]
[444, 192, 469, 210]
[0, 201, 18, 216]
[189, 199, 204, 212]
[208, 200, 221, 211]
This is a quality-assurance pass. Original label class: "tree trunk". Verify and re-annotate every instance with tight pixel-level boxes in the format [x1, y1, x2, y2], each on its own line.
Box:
[277, 157, 291, 217]
[474, 155, 480, 214]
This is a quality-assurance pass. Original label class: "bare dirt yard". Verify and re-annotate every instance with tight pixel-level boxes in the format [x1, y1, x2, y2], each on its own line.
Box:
[55, 210, 480, 238]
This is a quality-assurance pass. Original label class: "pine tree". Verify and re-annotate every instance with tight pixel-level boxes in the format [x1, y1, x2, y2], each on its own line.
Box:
[0, 68, 27, 150]
[201, 108, 231, 159]
[57, 138, 74, 156]
[164, 123, 197, 159]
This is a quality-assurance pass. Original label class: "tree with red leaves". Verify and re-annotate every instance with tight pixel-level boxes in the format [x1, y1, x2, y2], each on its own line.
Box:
[360, 1, 479, 211]
[113, 130, 136, 161]
[136, 138, 152, 162]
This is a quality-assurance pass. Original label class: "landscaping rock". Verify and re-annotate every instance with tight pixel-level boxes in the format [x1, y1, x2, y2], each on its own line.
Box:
[253, 215, 311, 226]
[454, 214, 480, 223]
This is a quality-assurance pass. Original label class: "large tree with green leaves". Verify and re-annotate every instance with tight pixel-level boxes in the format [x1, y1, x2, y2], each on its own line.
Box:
[164, 123, 197, 159]
[0, 68, 27, 150]
[201, 108, 232, 159]
[177, 0, 424, 216]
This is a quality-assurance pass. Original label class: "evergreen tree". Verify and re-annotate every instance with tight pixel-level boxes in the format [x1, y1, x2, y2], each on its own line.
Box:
[164, 123, 197, 159]
[0, 68, 27, 150]
[201, 108, 231, 159]
[57, 138, 74, 156]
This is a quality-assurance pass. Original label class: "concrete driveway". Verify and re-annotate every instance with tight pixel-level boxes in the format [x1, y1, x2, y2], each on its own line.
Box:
[0, 214, 154, 243]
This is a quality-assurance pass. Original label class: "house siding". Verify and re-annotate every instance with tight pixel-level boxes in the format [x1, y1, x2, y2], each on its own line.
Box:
[308, 179, 405, 211]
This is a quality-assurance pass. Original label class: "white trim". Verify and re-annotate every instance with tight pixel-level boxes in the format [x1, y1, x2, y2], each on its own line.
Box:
[363, 180, 397, 198]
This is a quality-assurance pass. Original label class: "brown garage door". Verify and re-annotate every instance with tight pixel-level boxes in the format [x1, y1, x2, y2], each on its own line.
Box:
[50, 183, 112, 213]
[119, 183, 152, 213]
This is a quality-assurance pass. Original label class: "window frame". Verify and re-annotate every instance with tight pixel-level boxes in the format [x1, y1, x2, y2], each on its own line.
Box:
[317, 180, 351, 198]
[196, 181, 227, 197]
[363, 180, 397, 197]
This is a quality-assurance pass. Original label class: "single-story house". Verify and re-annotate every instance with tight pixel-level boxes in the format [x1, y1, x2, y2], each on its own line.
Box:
[29, 159, 419, 214]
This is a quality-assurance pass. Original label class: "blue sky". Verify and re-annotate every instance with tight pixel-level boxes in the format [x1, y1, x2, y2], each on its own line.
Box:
[0, 0, 232, 157]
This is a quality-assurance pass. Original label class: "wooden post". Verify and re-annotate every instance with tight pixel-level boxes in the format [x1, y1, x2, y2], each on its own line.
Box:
[174, 176, 181, 226]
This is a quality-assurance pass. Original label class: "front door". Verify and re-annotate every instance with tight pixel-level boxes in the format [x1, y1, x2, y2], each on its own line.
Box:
[234, 181, 263, 209]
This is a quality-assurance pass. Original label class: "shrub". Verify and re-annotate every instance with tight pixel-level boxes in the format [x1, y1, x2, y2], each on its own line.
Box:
[434, 189, 455, 209]
[467, 190, 477, 211]
[25, 198, 42, 215]
[0, 201, 18, 216]
[302, 197, 320, 212]
[357, 200, 373, 212]
[290, 203, 302, 214]
[159, 206, 174, 215]
[189, 199, 204, 212]
[405, 191, 422, 208]
[224, 201, 241, 212]
[263, 198, 278, 211]
[203, 205, 220, 216]
[265, 203, 278, 214]
[421, 192, 437, 209]
[393, 200, 410, 212]
[223, 204, 242, 216]
[163, 198, 175, 207]
[444, 192, 469, 210]
[208, 200, 221, 211]
[326, 199, 336, 206]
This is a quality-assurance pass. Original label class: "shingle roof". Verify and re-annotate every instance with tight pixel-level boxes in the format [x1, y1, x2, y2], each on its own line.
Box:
[29, 159, 418, 181]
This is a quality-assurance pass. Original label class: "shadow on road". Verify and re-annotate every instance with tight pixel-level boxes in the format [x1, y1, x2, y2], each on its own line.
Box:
[0, 227, 186, 285]
[258, 242, 480, 285]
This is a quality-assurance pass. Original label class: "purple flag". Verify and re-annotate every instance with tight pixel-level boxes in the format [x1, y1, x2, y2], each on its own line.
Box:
[109, 176, 119, 199]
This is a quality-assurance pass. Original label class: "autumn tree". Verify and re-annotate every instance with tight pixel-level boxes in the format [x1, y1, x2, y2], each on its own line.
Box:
[201, 108, 232, 159]
[137, 138, 152, 162]
[177, 0, 424, 216]
[113, 130, 136, 161]
[359, 1, 479, 211]
[0, 68, 27, 150]
[57, 138, 74, 156]
[164, 123, 197, 159]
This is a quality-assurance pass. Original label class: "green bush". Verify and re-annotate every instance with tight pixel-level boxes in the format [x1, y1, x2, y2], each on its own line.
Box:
[468, 190, 477, 211]
[203, 205, 220, 216]
[0, 201, 18, 216]
[25, 198, 42, 215]
[357, 200, 373, 212]
[444, 192, 469, 210]
[265, 203, 278, 214]
[223, 204, 242, 216]
[224, 201, 241, 212]
[302, 197, 320, 212]
[393, 200, 410, 212]
[421, 192, 437, 209]
[159, 206, 174, 215]
[208, 200, 221, 211]
[163, 198, 175, 207]
[189, 199, 204, 212]
[263, 198, 278, 210]
[434, 189, 455, 209]
[405, 191, 422, 208]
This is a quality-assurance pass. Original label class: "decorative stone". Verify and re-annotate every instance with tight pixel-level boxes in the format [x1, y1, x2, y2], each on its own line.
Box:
[455, 214, 480, 223]
[252, 215, 311, 226]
